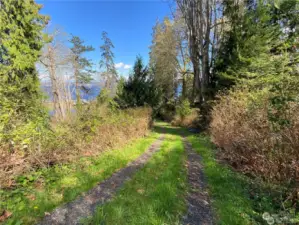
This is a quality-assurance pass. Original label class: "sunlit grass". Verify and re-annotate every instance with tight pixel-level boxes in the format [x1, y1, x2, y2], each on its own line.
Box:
[188, 135, 259, 225]
[1, 133, 159, 225]
[84, 134, 187, 225]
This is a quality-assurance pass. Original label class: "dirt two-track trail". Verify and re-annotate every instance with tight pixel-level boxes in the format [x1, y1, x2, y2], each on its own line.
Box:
[38, 128, 213, 225]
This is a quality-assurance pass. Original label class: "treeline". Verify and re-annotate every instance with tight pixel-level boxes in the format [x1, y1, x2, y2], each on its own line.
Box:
[146, 0, 299, 221]
[0, 0, 155, 187]
[147, 0, 298, 182]
[0, 0, 119, 142]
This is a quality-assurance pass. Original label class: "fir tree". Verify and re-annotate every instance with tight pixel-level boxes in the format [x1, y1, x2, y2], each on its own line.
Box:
[69, 35, 94, 105]
[116, 56, 160, 108]
[214, 0, 291, 89]
[0, 0, 49, 144]
[99, 31, 117, 91]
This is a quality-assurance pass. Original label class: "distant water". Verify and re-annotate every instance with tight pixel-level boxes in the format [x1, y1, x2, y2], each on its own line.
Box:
[42, 83, 101, 101]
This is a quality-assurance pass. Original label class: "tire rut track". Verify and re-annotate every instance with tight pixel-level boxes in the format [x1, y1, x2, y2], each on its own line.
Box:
[38, 135, 164, 225]
[182, 138, 213, 225]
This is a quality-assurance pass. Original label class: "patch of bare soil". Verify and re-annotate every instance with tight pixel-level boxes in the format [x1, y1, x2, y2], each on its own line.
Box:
[182, 138, 213, 225]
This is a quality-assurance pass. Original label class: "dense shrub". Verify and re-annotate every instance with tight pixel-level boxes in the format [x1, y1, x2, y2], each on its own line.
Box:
[171, 100, 199, 128]
[210, 89, 299, 185]
[156, 100, 176, 122]
[171, 109, 199, 128]
[0, 105, 152, 187]
[115, 56, 160, 109]
[175, 99, 191, 120]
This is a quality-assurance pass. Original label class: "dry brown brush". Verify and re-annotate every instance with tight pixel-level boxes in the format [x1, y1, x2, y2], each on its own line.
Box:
[171, 109, 199, 128]
[0, 106, 152, 188]
[210, 89, 299, 186]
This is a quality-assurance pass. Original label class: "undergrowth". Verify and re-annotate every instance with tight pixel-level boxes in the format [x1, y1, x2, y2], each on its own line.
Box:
[0, 133, 158, 225]
[0, 106, 152, 187]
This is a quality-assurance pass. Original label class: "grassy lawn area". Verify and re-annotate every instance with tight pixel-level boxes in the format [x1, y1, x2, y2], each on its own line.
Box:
[1, 133, 159, 225]
[83, 133, 187, 225]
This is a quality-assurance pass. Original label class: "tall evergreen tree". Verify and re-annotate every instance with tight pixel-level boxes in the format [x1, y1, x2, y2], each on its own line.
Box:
[69, 35, 94, 105]
[99, 31, 117, 91]
[215, 0, 298, 90]
[0, 0, 49, 144]
[116, 56, 160, 108]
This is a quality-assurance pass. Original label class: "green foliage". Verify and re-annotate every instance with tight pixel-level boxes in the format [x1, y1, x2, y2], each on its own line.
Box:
[0, 0, 49, 145]
[176, 99, 191, 119]
[150, 17, 178, 101]
[212, 1, 299, 187]
[215, 0, 298, 92]
[116, 76, 125, 96]
[99, 31, 117, 75]
[69, 35, 94, 105]
[115, 56, 161, 108]
[96, 88, 111, 105]
[157, 100, 176, 122]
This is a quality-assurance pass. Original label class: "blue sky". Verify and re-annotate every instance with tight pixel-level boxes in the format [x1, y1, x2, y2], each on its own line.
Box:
[38, 0, 172, 77]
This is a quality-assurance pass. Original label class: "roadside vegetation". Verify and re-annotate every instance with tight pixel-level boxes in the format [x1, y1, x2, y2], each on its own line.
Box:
[189, 135, 299, 224]
[1, 132, 158, 224]
[0, 106, 152, 187]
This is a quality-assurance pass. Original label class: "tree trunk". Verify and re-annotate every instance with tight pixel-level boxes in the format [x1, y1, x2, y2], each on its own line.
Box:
[192, 60, 201, 104]
[182, 73, 187, 99]
[75, 67, 81, 106]
[48, 46, 66, 120]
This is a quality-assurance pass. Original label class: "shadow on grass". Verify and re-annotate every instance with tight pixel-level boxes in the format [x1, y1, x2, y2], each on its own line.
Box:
[153, 121, 192, 137]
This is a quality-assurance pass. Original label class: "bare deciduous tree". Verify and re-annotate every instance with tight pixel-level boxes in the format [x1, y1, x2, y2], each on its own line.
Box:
[176, 0, 224, 104]
[40, 28, 73, 120]
[173, 10, 193, 99]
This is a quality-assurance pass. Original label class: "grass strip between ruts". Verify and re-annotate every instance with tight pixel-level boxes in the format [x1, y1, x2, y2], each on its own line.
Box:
[84, 133, 187, 225]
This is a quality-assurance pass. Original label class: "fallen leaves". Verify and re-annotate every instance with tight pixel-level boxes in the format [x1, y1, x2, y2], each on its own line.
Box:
[0, 210, 12, 222]
[26, 194, 36, 201]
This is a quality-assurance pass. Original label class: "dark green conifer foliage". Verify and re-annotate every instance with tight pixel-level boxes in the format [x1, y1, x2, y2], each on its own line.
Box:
[0, 0, 49, 144]
[115, 56, 160, 108]
[215, 0, 298, 90]
[214, 0, 299, 130]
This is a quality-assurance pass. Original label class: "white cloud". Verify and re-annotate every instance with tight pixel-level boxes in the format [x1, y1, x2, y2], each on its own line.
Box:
[124, 64, 132, 69]
[115, 62, 124, 69]
[115, 62, 132, 70]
